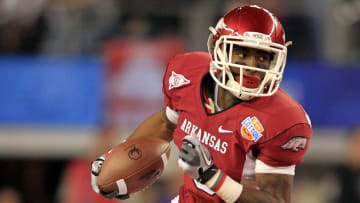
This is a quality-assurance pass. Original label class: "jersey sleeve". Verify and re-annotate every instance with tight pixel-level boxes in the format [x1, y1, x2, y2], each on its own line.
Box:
[255, 123, 312, 166]
[162, 55, 181, 110]
[162, 52, 210, 111]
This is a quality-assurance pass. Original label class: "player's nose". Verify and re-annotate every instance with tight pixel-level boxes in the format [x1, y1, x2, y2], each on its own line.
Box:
[246, 56, 257, 67]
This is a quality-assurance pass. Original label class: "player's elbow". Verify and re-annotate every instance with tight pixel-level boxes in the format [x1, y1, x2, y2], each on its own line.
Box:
[159, 119, 176, 142]
[158, 108, 177, 142]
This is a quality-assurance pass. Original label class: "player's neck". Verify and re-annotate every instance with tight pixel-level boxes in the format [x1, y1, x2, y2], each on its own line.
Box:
[216, 84, 241, 110]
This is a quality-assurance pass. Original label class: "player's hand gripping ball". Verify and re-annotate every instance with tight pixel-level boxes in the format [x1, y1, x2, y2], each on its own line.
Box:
[91, 136, 171, 199]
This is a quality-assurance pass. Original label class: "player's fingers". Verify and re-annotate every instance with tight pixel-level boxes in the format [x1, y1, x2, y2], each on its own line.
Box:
[180, 145, 200, 166]
[90, 174, 100, 194]
[181, 143, 195, 155]
[179, 149, 189, 161]
[115, 194, 130, 200]
[178, 158, 191, 170]
[100, 191, 119, 199]
[183, 135, 200, 145]
[178, 159, 200, 180]
[91, 160, 103, 176]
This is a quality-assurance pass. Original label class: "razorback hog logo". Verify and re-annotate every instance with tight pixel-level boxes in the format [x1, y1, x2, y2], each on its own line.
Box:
[281, 137, 308, 152]
[128, 145, 142, 160]
[168, 71, 190, 90]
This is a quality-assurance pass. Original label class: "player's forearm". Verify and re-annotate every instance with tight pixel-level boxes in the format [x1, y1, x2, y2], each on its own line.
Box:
[129, 107, 176, 142]
[206, 171, 291, 203]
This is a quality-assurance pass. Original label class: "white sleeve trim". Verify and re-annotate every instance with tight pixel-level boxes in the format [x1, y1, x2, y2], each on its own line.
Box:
[255, 159, 295, 176]
[165, 106, 180, 124]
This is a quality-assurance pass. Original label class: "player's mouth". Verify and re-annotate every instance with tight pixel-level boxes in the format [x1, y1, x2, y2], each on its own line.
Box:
[235, 74, 261, 88]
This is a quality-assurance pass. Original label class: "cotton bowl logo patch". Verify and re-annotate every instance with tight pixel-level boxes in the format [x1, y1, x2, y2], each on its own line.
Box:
[281, 136, 308, 152]
[169, 71, 190, 90]
[241, 116, 264, 142]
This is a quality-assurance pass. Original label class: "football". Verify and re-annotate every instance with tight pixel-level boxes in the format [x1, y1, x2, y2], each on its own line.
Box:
[97, 136, 171, 195]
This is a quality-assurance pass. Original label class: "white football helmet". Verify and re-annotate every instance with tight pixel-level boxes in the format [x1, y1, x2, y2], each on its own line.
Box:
[208, 5, 291, 100]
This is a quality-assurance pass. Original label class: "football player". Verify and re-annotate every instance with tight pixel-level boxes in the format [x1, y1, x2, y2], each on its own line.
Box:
[91, 5, 312, 203]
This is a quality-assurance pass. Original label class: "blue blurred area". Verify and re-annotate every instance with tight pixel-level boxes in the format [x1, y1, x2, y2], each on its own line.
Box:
[0, 56, 358, 128]
[283, 62, 360, 128]
[0, 56, 103, 127]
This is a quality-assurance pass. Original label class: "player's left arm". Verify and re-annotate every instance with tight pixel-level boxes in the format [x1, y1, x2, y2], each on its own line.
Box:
[235, 120, 312, 202]
[179, 123, 311, 203]
[179, 135, 294, 203]
[234, 173, 293, 203]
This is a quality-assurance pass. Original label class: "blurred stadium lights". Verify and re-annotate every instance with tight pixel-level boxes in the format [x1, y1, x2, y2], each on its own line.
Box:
[334, 0, 360, 26]
[0, 0, 47, 25]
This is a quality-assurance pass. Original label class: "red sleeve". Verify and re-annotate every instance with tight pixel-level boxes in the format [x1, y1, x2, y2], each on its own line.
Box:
[162, 55, 184, 111]
[162, 52, 210, 111]
[255, 123, 312, 166]
[162, 60, 175, 110]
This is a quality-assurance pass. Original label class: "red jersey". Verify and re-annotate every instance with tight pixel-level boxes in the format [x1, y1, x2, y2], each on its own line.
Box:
[162, 52, 312, 203]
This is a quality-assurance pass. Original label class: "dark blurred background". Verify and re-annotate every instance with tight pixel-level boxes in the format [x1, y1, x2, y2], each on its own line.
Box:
[0, 0, 360, 203]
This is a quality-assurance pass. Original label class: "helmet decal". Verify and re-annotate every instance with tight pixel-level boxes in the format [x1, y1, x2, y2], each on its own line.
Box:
[249, 5, 277, 37]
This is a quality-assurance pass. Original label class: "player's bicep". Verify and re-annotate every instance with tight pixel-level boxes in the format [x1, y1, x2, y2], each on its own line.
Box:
[255, 173, 293, 203]
[131, 107, 177, 142]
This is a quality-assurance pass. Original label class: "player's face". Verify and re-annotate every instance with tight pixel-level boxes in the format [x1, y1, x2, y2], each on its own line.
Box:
[230, 46, 272, 81]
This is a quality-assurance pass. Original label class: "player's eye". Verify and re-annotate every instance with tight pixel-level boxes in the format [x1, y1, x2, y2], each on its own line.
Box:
[258, 53, 272, 62]
[259, 55, 269, 62]
[232, 46, 247, 59]
[238, 51, 245, 58]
